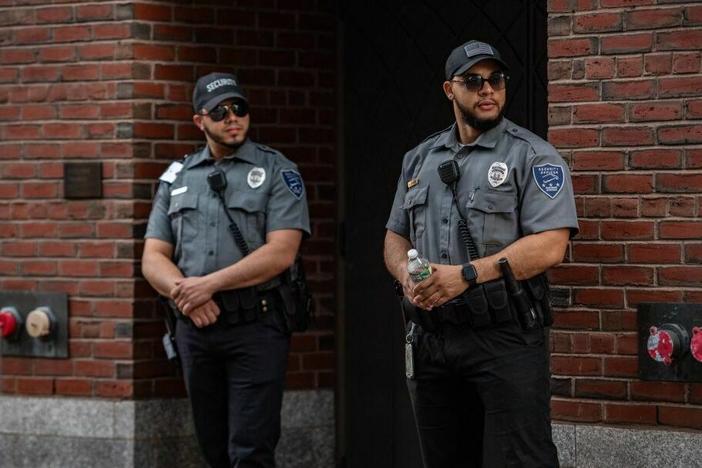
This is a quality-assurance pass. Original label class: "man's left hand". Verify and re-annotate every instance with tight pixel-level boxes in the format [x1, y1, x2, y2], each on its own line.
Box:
[412, 264, 467, 310]
[171, 276, 215, 314]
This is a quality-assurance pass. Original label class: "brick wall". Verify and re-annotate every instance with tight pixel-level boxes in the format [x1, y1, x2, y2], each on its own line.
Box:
[0, 0, 336, 398]
[547, 0, 702, 430]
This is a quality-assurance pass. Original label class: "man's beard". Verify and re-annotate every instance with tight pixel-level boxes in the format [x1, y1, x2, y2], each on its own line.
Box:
[204, 126, 244, 150]
[456, 100, 504, 132]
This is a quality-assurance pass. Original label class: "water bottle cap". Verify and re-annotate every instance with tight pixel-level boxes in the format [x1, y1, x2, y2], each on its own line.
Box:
[407, 249, 418, 259]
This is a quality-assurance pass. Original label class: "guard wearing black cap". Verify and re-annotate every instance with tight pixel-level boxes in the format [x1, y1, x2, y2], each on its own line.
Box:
[384, 40, 578, 467]
[142, 72, 310, 467]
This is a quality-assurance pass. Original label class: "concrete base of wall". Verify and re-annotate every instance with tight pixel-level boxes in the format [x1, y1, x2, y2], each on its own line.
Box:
[0, 390, 334, 468]
[553, 422, 702, 468]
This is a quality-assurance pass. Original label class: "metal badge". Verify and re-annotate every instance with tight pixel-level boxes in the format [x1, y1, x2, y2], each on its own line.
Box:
[159, 161, 183, 183]
[247, 167, 266, 189]
[407, 178, 419, 189]
[487, 161, 508, 187]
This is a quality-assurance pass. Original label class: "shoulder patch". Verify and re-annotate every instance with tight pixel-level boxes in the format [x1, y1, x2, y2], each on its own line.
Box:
[532, 163, 564, 199]
[281, 169, 304, 199]
[159, 161, 183, 184]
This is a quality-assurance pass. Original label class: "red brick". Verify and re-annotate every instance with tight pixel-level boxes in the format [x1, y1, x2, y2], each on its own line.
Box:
[600, 0, 653, 5]
[659, 125, 702, 144]
[550, 399, 602, 423]
[575, 379, 627, 399]
[631, 381, 685, 403]
[552, 310, 600, 330]
[601, 221, 654, 240]
[603, 174, 652, 193]
[689, 100, 702, 119]
[572, 151, 625, 171]
[629, 102, 682, 122]
[55, 379, 92, 396]
[573, 104, 624, 123]
[549, 264, 599, 285]
[34, 359, 73, 376]
[549, 38, 597, 58]
[630, 149, 682, 169]
[548, 83, 600, 102]
[548, 128, 599, 148]
[93, 23, 131, 40]
[657, 174, 702, 193]
[95, 381, 134, 398]
[574, 288, 624, 308]
[603, 356, 638, 377]
[685, 243, 702, 262]
[602, 266, 653, 286]
[572, 243, 624, 263]
[658, 406, 702, 430]
[603, 80, 655, 100]
[133, 44, 175, 61]
[133, 3, 172, 21]
[74, 360, 114, 377]
[54, 25, 91, 43]
[38, 46, 75, 63]
[584, 57, 615, 79]
[660, 76, 702, 98]
[659, 266, 702, 286]
[673, 52, 701, 74]
[657, 30, 702, 51]
[14, 27, 51, 44]
[1, 48, 36, 64]
[17, 377, 54, 395]
[644, 53, 672, 75]
[617, 56, 643, 78]
[628, 244, 681, 264]
[574, 12, 621, 33]
[605, 403, 657, 424]
[691, 384, 702, 404]
[76, 4, 113, 21]
[625, 8, 683, 30]
[601, 33, 653, 54]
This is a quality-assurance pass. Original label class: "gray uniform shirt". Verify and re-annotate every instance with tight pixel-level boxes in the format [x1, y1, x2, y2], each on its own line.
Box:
[145, 139, 311, 288]
[386, 118, 579, 265]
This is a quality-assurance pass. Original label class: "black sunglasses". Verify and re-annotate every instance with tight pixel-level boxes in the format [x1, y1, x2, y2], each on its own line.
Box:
[451, 71, 509, 92]
[204, 100, 249, 121]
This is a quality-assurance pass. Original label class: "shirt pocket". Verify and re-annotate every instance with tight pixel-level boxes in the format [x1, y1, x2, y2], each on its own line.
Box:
[227, 190, 267, 249]
[167, 192, 200, 262]
[402, 186, 428, 245]
[467, 190, 519, 256]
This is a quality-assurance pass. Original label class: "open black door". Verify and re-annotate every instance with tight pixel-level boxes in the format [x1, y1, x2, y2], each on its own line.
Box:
[341, 2, 548, 467]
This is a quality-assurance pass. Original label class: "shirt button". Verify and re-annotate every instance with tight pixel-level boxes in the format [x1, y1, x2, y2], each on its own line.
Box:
[442, 217, 448, 224]
[210, 222, 215, 227]
[440, 251, 448, 259]
[208, 250, 214, 256]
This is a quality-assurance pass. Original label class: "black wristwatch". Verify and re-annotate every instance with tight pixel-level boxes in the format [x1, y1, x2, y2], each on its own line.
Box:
[461, 263, 478, 288]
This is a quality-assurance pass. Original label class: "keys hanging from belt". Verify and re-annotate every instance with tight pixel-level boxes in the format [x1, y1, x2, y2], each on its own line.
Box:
[405, 322, 417, 380]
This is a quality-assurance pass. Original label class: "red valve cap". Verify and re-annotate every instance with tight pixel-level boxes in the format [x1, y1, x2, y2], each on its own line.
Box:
[691, 327, 702, 363]
[647, 326, 675, 366]
[0, 309, 19, 338]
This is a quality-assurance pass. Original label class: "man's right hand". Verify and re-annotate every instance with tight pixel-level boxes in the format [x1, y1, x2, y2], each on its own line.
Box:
[184, 299, 221, 328]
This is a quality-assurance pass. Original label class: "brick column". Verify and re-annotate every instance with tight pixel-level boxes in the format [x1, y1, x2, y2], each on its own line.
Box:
[547, 1, 702, 465]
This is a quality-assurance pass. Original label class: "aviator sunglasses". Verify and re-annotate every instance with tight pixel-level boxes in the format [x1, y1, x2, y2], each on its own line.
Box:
[451, 71, 509, 92]
[203, 100, 249, 121]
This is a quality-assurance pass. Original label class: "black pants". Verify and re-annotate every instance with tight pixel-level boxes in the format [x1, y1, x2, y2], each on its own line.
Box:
[407, 321, 559, 468]
[175, 305, 290, 468]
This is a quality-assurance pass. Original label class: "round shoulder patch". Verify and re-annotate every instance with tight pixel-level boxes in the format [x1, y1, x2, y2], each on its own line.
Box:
[487, 161, 509, 187]
[247, 167, 266, 189]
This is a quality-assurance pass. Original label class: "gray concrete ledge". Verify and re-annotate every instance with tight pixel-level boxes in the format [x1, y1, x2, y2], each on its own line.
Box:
[0, 389, 334, 468]
[553, 422, 702, 468]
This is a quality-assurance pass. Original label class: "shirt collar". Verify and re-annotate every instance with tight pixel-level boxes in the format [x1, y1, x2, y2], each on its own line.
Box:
[187, 139, 259, 168]
[432, 118, 507, 152]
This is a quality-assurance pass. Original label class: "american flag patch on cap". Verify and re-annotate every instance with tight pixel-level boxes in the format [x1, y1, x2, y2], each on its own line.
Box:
[464, 42, 493, 58]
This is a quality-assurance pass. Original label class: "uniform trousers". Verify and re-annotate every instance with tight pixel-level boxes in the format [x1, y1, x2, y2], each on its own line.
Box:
[176, 303, 290, 468]
[407, 320, 559, 468]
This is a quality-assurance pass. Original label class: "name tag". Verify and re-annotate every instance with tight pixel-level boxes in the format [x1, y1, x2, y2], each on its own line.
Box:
[159, 162, 183, 183]
[171, 186, 187, 196]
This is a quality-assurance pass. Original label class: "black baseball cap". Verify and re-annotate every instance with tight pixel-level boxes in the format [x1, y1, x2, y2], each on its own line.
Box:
[445, 40, 509, 80]
[192, 72, 247, 113]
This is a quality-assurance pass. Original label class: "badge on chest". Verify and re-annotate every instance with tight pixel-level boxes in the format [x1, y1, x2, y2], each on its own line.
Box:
[487, 161, 508, 188]
[247, 167, 266, 189]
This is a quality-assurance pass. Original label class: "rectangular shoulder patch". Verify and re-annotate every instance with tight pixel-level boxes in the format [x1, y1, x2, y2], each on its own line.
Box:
[159, 162, 183, 184]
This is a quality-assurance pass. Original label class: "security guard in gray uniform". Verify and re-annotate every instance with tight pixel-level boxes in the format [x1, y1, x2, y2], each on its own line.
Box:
[142, 72, 310, 468]
[384, 41, 578, 467]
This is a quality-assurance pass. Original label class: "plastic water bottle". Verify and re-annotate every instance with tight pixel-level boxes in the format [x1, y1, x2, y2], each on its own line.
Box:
[407, 249, 432, 283]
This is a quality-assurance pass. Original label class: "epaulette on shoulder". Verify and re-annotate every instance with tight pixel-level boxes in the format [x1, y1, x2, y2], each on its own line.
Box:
[419, 124, 453, 145]
[255, 143, 278, 155]
[505, 124, 552, 155]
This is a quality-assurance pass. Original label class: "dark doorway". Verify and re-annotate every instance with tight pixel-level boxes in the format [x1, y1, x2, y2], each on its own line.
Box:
[340, 2, 548, 467]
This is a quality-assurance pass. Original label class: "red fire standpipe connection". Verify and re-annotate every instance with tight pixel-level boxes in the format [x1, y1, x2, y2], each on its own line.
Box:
[691, 327, 702, 364]
[0, 307, 21, 340]
[647, 323, 690, 366]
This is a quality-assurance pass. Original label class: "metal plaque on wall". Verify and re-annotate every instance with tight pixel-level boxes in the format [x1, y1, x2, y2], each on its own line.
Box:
[64, 162, 102, 199]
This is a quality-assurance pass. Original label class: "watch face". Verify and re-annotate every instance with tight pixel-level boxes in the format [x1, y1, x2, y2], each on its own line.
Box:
[463, 264, 477, 282]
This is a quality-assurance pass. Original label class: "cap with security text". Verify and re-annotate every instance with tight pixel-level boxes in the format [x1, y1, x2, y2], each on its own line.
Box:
[192, 72, 248, 113]
[445, 40, 509, 80]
